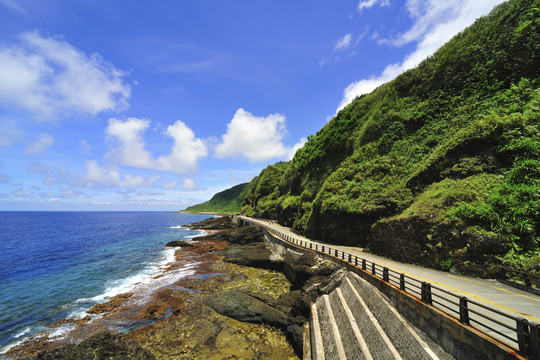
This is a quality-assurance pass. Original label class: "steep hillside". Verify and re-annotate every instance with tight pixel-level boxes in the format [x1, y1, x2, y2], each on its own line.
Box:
[241, 0, 540, 276]
[183, 182, 250, 214]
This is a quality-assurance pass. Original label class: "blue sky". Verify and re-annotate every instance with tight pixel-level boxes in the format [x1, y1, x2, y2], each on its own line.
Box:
[0, 0, 505, 211]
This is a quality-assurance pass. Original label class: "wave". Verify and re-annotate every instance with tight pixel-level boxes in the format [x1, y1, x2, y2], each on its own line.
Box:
[1, 229, 202, 355]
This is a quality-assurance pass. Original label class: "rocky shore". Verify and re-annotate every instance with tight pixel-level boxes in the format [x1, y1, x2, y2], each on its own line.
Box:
[7, 216, 343, 359]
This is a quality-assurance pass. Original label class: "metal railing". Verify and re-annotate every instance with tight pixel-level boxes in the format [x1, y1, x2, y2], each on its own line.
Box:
[239, 216, 540, 359]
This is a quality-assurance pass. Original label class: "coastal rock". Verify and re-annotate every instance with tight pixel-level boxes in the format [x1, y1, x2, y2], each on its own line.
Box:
[165, 240, 193, 247]
[48, 317, 91, 329]
[30, 331, 155, 360]
[283, 252, 342, 290]
[86, 293, 133, 315]
[187, 216, 235, 230]
[193, 226, 264, 244]
[220, 243, 283, 271]
[203, 289, 288, 329]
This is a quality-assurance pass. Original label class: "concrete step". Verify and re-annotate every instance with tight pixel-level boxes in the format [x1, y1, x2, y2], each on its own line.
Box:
[328, 289, 369, 360]
[309, 271, 455, 360]
[338, 279, 402, 360]
[315, 294, 346, 359]
[311, 302, 325, 360]
[345, 272, 453, 360]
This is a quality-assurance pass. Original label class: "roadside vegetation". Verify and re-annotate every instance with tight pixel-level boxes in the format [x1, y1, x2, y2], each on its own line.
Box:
[189, 0, 540, 276]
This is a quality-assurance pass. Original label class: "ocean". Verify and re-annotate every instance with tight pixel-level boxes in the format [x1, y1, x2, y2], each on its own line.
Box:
[0, 211, 211, 355]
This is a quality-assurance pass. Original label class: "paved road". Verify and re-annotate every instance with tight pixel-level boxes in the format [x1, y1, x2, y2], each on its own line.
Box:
[239, 216, 540, 348]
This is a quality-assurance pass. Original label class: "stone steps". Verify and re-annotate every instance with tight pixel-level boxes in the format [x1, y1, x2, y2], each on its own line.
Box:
[309, 272, 453, 360]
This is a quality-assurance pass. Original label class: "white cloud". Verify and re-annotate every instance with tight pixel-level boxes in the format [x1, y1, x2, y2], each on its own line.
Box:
[79, 139, 91, 155]
[0, 127, 21, 146]
[335, 34, 352, 51]
[287, 137, 308, 161]
[162, 180, 178, 189]
[182, 178, 198, 191]
[14, 188, 33, 197]
[106, 117, 208, 173]
[78, 160, 160, 188]
[24, 133, 53, 156]
[106, 117, 154, 168]
[358, 0, 390, 12]
[215, 108, 289, 162]
[156, 120, 208, 173]
[339, 0, 505, 111]
[0, 31, 130, 121]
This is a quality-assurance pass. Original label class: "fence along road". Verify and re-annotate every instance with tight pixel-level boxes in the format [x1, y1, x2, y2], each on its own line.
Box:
[237, 216, 540, 358]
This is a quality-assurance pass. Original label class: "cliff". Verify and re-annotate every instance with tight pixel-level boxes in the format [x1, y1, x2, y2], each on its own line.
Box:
[240, 0, 540, 276]
[182, 182, 250, 214]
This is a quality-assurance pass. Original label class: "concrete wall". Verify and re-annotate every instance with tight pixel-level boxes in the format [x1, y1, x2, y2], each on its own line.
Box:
[258, 226, 525, 360]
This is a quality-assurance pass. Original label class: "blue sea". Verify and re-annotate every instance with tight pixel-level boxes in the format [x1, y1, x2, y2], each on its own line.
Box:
[0, 211, 211, 355]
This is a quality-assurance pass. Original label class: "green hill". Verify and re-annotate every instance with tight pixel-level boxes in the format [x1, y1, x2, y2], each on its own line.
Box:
[241, 0, 540, 276]
[182, 182, 250, 214]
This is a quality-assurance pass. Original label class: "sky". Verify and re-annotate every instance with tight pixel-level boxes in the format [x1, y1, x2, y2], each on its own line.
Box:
[0, 0, 506, 211]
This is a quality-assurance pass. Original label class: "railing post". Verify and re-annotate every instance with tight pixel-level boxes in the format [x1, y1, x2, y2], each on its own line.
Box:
[335, 249, 338, 257]
[530, 323, 540, 359]
[342, 251, 345, 260]
[310, 242, 312, 249]
[372, 263, 376, 275]
[421, 282, 432, 305]
[322, 246, 325, 253]
[355, 257, 358, 266]
[362, 259, 367, 271]
[383, 267, 389, 282]
[400, 273, 406, 291]
[348, 254, 351, 263]
[459, 297, 470, 325]
[517, 318, 530, 356]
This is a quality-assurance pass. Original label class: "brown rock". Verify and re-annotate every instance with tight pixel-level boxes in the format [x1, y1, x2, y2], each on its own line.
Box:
[86, 293, 134, 315]
[48, 317, 91, 329]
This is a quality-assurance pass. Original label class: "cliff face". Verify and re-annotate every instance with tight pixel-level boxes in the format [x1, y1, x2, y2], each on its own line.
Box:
[183, 182, 250, 214]
[241, 0, 540, 275]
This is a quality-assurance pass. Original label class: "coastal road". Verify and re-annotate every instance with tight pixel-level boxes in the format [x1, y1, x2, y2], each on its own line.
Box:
[238, 216, 540, 349]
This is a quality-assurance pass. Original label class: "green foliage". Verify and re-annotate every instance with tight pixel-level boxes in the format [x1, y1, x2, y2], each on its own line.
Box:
[183, 182, 250, 213]
[237, 0, 540, 272]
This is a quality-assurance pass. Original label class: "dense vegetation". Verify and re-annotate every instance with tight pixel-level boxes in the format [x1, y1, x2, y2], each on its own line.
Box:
[182, 182, 250, 214]
[239, 0, 540, 276]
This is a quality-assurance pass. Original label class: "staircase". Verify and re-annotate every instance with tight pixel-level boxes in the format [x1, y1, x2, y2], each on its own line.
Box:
[309, 272, 454, 360]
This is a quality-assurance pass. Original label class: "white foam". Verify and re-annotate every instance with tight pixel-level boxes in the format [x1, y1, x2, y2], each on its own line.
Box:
[1, 339, 25, 355]
[0, 328, 46, 355]
[2, 237, 201, 356]
[13, 327, 31, 339]
[184, 229, 208, 239]
[48, 324, 75, 339]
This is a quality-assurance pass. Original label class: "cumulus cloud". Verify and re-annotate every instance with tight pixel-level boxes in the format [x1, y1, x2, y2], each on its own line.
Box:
[287, 137, 308, 161]
[182, 178, 198, 191]
[162, 180, 178, 189]
[338, 0, 505, 111]
[79, 139, 91, 155]
[0, 31, 131, 120]
[24, 133, 54, 156]
[335, 34, 352, 51]
[0, 122, 22, 146]
[106, 117, 154, 168]
[215, 108, 289, 162]
[106, 117, 208, 173]
[78, 160, 160, 188]
[156, 121, 209, 173]
[358, 0, 389, 12]
[14, 188, 33, 197]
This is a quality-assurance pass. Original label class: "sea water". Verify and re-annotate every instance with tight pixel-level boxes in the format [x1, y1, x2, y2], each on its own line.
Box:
[0, 211, 211, 354]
